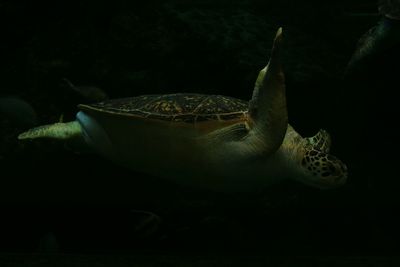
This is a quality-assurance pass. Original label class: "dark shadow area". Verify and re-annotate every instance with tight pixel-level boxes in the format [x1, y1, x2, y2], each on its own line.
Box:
[1, 0, 399, 266]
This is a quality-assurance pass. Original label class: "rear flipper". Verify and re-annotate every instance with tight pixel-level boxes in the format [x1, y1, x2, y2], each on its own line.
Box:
[18, 121, 82, 140]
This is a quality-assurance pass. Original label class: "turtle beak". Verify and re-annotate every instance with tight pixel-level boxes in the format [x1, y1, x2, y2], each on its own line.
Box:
[299, 160, 348, 190]
[317, 164, 348, 190]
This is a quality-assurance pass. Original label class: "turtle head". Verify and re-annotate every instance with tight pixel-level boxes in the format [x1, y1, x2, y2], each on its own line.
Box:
[295, 146, 348, 189]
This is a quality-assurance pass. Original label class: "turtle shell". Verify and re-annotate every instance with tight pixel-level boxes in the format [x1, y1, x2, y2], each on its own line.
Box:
[78, 93, 249, 123]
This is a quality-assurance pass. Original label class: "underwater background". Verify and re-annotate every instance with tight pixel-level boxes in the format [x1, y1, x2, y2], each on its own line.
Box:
[0, 0, 399, 266]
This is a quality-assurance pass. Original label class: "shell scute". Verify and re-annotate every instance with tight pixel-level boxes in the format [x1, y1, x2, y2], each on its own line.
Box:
[80, 93, 249, 123]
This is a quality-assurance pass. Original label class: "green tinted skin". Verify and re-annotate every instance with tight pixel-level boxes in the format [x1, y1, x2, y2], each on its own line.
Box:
[281, 126, 348, 189]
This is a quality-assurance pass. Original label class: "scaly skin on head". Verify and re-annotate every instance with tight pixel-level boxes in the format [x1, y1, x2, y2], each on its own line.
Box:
[281, 126, 348, 189]
[305, 129, 331, 153]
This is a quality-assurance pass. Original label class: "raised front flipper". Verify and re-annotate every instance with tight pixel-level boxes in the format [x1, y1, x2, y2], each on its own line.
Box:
[205, 28, 287, 163]
[200, 123, 249, 145]
[247, 27, 287, 155]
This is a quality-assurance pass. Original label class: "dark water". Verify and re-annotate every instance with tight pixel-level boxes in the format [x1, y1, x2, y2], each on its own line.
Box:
[0, 0, 399, 266]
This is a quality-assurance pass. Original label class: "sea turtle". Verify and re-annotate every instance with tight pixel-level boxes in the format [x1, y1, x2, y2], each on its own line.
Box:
[346, 0, 400, 74]
[18, 28, 347, 192]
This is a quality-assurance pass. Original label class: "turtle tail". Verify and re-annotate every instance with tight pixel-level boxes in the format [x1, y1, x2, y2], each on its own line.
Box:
[18, 121, 82, 140]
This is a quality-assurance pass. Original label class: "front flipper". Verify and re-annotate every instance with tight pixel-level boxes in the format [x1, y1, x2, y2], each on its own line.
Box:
[200, 123, 249, 145]
[202, 28, 287, 164]
[306, 129, 331, 153]
[247, 27, 287, 155]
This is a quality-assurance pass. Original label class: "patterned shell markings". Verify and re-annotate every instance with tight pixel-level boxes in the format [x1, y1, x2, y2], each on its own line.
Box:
[80, 94, 249, 123]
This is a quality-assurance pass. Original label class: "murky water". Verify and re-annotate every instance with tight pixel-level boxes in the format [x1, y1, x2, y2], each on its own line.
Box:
[0, 0, 399, 265]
